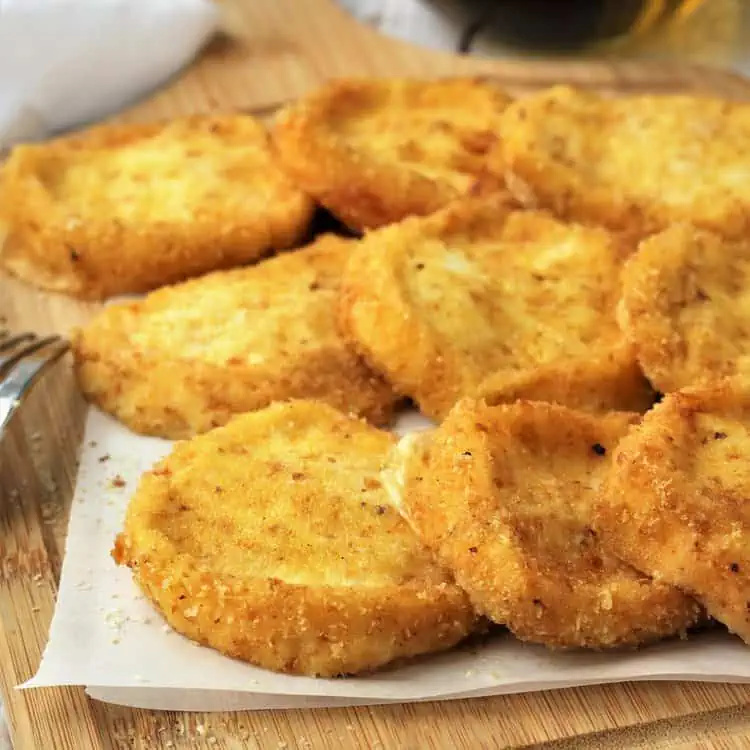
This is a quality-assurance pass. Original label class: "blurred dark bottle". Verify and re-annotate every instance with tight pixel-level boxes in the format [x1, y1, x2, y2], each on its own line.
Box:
[460, 0, 705, 51]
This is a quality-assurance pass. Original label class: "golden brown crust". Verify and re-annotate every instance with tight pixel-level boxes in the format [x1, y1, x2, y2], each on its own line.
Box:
[595, 382, 750, 644]
[339, 194, 652, 421]
[272, 78, 510, 231]
[113, 401, 474, 676]
[0, 115, 314, 299]
[620, 224, 750, 393]
[494, 86, 750, 238]
[73, 235, 398, 438]
[402, 399, 702, 649]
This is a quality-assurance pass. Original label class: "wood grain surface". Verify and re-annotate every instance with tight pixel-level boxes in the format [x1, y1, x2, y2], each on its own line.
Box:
[2, 0, 750, 747]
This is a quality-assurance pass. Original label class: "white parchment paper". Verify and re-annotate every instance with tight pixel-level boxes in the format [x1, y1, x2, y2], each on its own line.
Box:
[23, 408, 750, 710]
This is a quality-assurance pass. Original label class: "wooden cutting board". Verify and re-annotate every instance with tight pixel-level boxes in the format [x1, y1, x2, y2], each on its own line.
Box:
[3, 1, 750, 747]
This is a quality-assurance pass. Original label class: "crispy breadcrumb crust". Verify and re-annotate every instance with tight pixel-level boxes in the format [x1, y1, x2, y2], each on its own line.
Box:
[620, 224, 750, 393]
[73, 235, 398, 438]
[0, 115, 314, 299]
[494, 86, 750, 238]
[112, 401, 474, 676]
[272, 78, 510, 230]
[339, 195, 652, 421]
[595, 383, 750, 644]
[402, 399, 702, 649]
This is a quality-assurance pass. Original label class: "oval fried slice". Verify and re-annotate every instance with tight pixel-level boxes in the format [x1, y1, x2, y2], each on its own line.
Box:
[0, 115, 314, 299]
[339, 194, 652, 420]
[112, 400, 474, 676]
[595, 383, 750, 644]
[494, 86, 750, 238]
[272, 78, 510, 231]
[620, 224, 750, 393]
[400, 399, 702, 649]
[73, 235, 397, 438]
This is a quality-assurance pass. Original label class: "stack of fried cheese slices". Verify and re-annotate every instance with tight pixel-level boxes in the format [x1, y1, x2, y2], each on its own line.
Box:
[6, 78, 750, 676]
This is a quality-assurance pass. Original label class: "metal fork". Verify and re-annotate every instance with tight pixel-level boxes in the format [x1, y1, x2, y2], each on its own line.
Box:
[0, 330, 69, 435]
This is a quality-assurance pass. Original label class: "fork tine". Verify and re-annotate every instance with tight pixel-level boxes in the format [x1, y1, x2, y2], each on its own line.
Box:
[0, 336, 69, 434]
[0, 332, 35, 355]
[0, 335, 62, 377]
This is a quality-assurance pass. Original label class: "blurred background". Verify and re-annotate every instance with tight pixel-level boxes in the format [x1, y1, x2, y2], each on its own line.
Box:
[339, 0, 749, 72]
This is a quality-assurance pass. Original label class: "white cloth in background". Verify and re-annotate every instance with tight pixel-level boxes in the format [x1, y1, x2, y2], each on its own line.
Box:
[0, 0, 219, 147]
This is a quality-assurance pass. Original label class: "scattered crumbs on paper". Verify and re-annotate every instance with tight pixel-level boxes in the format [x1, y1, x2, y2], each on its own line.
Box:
[110, 475, 127, 489]
[98, 454, 111, 463]
[104, 607, 130, 643]
[88, 440, 97, 447]
[75, 581, 92, 591]
[162, 624, 172, 634]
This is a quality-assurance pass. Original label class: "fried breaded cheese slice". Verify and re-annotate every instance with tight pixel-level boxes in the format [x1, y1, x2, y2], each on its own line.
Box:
[397, 399, 702, 649]
[494, 86, 750, 238]
[595, 383, 750, 644]
[73, 235, 397, 438]
[0, 115, 314, 299]
[112, 400, 474, 676]
[620, 224, 750, 394]
[339, 195, 652, 421]
[272, 78, 510, 231]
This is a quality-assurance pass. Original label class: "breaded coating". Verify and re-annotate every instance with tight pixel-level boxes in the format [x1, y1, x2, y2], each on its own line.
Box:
[272, 78, 510, 231]
[399, 399, 702, 649]
[494, 86, 750, 238]
[0, 115, 314, 299]
[112, 401, 474, 676]
[620, 224, 750, 393]
[339, 195, 652, 421]
[595, 383, 750, 644]
[73, 235, 397, 438]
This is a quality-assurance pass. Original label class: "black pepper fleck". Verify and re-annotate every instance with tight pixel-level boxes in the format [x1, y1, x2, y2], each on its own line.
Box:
[730, 563, 740, 573]
[375, 505, 386, 515]
[591, 443, 606, 456]
[714, 432, 728, 440]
